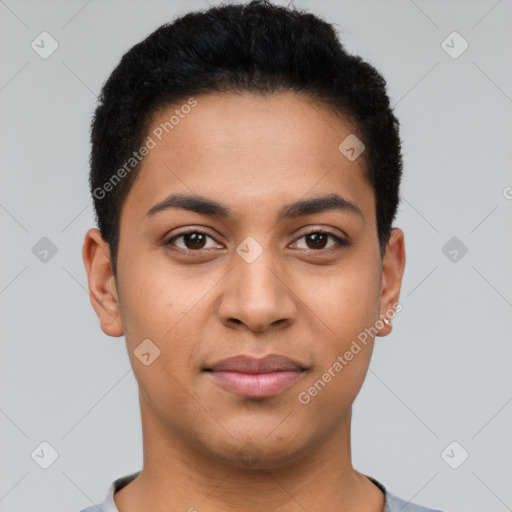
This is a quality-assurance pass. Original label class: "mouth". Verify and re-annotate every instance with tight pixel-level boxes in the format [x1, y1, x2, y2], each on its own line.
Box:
[203, 354, 308, 398]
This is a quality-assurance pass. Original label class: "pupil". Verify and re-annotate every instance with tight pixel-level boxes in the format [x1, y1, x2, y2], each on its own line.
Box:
[187, 233, 205, 249]
[309, 233, 326, 249]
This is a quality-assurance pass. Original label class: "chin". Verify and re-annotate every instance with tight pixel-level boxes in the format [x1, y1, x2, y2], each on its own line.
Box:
[205, 434, 308, 470]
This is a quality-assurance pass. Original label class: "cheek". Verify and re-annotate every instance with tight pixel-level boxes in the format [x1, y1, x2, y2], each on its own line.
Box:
[301, 256, 381, 340]
[117, 254, 191, 340]
[118, 267, 199, 417]
[294, 255, 381, 408]
[117, 256, 212, 383]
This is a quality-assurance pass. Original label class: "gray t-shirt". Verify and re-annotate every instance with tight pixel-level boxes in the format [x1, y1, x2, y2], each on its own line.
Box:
[78, 471, 444, 512]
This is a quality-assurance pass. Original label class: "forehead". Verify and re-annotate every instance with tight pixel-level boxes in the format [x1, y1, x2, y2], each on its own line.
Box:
[121, 92, 373, 225]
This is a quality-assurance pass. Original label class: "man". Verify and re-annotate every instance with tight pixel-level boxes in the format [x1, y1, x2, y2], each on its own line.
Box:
[81, 1, 443, 510]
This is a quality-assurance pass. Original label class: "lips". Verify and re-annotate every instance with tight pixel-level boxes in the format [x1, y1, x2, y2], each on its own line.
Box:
[206, 354, 306, 373]
[204, 354, 307, 398]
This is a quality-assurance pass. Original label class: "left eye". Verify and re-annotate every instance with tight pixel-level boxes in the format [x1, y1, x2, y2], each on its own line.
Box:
[165, 230, 346, 252]
[166, 231, 221, 251]
[293, 231, 346, 250]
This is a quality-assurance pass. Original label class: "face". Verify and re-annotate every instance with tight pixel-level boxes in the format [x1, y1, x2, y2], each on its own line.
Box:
[83, 92, 405, 469]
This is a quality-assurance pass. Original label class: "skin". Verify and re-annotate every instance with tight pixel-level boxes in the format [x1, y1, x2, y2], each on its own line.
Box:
[83, 91, 405, 512]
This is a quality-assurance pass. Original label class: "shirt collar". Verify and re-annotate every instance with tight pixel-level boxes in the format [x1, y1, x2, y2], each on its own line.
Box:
[102, 471, 392, 512]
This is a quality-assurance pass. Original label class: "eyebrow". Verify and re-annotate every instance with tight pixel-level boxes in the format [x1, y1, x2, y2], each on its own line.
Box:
[144, 193, 363, 221]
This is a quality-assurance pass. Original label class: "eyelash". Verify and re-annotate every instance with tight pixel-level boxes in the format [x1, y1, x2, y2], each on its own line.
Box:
[164, 229, 348, 255]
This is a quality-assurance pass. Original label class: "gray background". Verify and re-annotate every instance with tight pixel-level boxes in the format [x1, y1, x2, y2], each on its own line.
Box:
[1, 0, 511, 511]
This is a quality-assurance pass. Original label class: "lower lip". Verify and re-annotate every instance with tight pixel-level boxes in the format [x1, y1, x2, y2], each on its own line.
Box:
[207, 370, 304, 398]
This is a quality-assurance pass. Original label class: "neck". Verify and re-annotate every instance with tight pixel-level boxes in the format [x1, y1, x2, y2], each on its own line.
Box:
[114, 394, 384, 512]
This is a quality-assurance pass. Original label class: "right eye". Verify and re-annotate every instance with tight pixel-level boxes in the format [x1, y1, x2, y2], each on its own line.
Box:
[164, 230, 223, 252]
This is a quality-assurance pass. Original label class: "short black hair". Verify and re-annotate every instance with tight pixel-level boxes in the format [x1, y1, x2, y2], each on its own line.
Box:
[89, 0, 403, 279]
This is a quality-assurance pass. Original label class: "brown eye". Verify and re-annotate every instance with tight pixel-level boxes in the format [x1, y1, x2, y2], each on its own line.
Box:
[165, 231, 220, 252]
[182, 232, 207, 250]
[293, 230, 347, 251]
[305, 232, 328, 249]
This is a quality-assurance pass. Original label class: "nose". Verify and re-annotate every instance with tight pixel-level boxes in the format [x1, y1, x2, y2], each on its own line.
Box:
[217, 248, 297, 333]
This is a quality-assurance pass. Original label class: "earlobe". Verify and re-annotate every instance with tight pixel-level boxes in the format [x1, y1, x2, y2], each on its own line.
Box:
[377, 227, 406, 337]
[82, 228, 124, 337]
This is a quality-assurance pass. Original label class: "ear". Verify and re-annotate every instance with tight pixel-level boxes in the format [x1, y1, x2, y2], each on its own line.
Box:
[82, 228, 124, 337]
[377, 227, 406, 337]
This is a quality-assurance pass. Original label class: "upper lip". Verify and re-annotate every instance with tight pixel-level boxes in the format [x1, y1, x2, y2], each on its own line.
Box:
[205, 354, 306, 373]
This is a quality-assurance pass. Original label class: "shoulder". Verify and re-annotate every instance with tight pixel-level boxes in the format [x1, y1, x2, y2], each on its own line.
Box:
[76, 484, 116, 512]
[367, 475, 445, 512]
[385, 489, 445, 512]
[76, 471, 141, 512]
